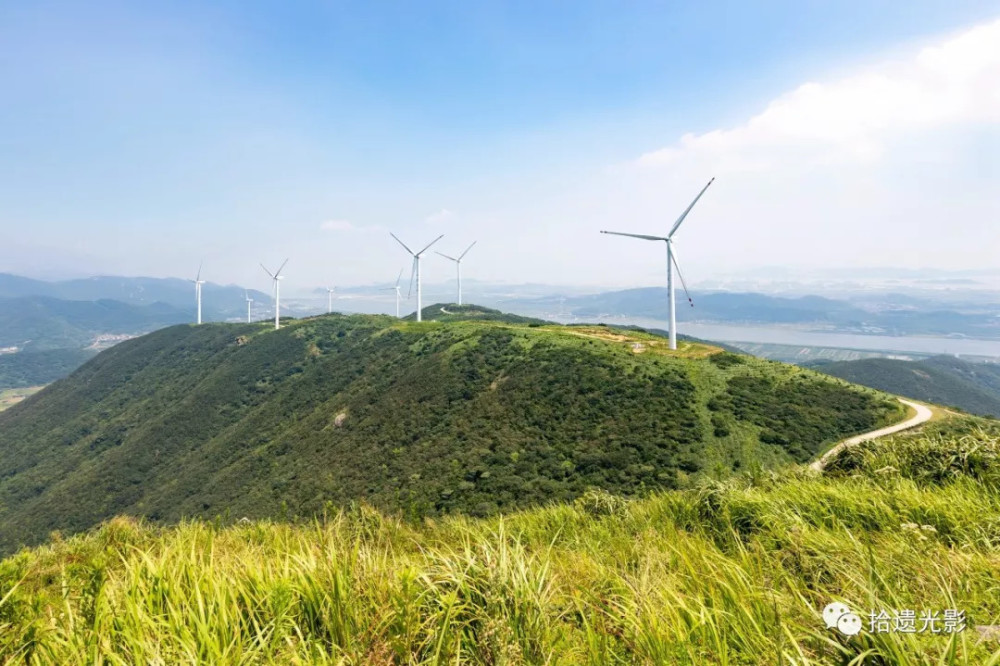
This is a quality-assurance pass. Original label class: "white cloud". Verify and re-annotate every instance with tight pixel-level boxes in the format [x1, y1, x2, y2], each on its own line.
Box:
[425, 208, 456, 225]
[320, 219, 355, 232]
[638, 19, 1000, 172]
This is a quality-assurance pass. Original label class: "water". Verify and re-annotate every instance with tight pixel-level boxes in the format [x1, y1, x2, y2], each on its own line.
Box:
[552, 316, 1000, 358]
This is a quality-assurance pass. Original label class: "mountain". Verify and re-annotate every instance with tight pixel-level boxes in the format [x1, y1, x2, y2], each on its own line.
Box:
[0, 296, 189, 351]
[0, 306, 903, 553]
[508, 288, 1000, 338]
[0, 273, 269, 320]
[0, 348, 97, 388]
[809, 356, 1000, 417]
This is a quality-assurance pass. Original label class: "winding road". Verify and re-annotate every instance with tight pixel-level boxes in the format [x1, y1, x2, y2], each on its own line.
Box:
[810, 398, 933, 472]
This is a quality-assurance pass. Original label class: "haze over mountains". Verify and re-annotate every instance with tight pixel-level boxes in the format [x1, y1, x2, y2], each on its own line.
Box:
[1, 271, 997, 392]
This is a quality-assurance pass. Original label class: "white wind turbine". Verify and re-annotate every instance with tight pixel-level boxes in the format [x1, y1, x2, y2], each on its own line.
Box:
[245, 290, 253, 323]
[190, 263, 206, 325]
[381, 268, 404, 318]
[435, 241, 476, 306]
[326, 287, 336, 314]
[601, 177, 715, 350]
[390, 233, 443, 322]
[260, 259, 289, 330]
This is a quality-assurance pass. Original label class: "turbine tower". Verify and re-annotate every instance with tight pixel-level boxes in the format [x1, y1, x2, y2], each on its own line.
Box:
[190, 263, 206, 325]
[326, 287, 336, 314]
[245, 290, 253, 323]
[390, 233, 443, 322]
[260, 259, 288, 330]
[600, 178, 714, 350]
[435, 241, 476, 305]
[381, 268, 404, 318]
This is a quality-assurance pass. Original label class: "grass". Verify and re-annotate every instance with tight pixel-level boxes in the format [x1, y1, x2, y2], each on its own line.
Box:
[2, 419, 1000, 664]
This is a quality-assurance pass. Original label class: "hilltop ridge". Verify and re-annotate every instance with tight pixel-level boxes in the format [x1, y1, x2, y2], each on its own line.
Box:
[0, 307, 903, 553]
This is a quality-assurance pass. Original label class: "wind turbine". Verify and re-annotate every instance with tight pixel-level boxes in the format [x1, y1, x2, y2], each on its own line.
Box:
[245, 290, 253, 323]
[190, 264, 206, 325]
[326, 287, 336, 314]
[381, 268, 404, 318]
[390, 233, 443, 322]
[600, 177, 715, 350]
[260, 259, 288, 330]
[435, 241, 476, 305]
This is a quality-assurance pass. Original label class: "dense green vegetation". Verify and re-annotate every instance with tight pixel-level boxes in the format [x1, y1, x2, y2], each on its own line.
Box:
[1, 418, 998, 664]
[0, 311, 901, 554]
[0, 348, 96, 388]
[811, 356, 1000, 417]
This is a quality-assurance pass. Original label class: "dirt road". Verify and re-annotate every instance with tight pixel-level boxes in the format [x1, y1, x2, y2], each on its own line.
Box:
[810, 398, 933, 472]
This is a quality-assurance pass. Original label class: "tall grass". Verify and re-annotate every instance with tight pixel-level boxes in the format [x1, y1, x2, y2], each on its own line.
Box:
[2, 424, 1000, 664]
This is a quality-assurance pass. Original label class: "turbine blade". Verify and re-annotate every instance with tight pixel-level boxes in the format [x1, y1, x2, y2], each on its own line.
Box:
[390, 233, 415, 255]
[196, 262, 202, 282]
[260, 263, 275, 278]
[458, 241, 477, 260]
[395, 268, 403, 287]
[667, 177, 715, 238]
[435, 251, 457, 262]
[600, 230, 669, 241]
[415, 234, 444, 256]
[670, 246, 695, 308]
[275, 258, 289, 277]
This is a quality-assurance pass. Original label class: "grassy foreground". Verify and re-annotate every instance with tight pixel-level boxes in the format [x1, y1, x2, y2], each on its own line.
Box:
[2, 421, 1000, 664]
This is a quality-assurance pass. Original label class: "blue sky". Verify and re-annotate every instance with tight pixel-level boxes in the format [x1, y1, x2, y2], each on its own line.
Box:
[1, 1, 998, 291]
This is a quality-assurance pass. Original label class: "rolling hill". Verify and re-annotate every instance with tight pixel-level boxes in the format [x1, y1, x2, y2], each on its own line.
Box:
[0, 296, 188, 351]
[0, 273, 269, 320]
[0, 305, 903, 553]
[809, 356, 1000, 417]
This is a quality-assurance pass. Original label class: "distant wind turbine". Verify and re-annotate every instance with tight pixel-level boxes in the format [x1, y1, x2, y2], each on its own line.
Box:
[382, 268, 404, 318]
[436, 241, 476, 305]
[326, 287, 336, 314]
[245, 290, 253, 323]
[190, 263, 206, 325]
[601, 177, 715, 350]
[391, 233, 443, 322]
[260, 259, 289, 330]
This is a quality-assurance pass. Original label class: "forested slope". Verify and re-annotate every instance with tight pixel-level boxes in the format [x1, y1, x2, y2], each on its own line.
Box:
[0, 309, 902, 552]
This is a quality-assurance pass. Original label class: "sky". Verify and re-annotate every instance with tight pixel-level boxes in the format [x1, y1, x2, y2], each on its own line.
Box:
[0, 0, 998, 294]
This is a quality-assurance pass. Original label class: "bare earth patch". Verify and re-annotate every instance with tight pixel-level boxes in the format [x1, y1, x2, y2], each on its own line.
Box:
[0, 386, 44, 412]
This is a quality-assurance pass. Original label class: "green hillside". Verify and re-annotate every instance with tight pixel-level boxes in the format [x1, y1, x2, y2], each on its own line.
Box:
[0, 296, 187, 350]
[0, 310, 902, 553]
[1, 418, 998, 664]
[810, 356, 1000, 417]
[0, 348, 97, 388]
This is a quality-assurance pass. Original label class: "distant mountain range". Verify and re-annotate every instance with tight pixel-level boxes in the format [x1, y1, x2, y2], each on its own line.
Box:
[0, 296, 188, 350]
[0, 275, 274, 387]
[507, 287, 1000, 339]
[0, 273, 269, 320]
[809, 356, 1000, 418]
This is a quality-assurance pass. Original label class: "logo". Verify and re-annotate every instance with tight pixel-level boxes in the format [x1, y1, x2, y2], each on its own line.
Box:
[824, 602, 862, 636]
[823, 602, 967, 636]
